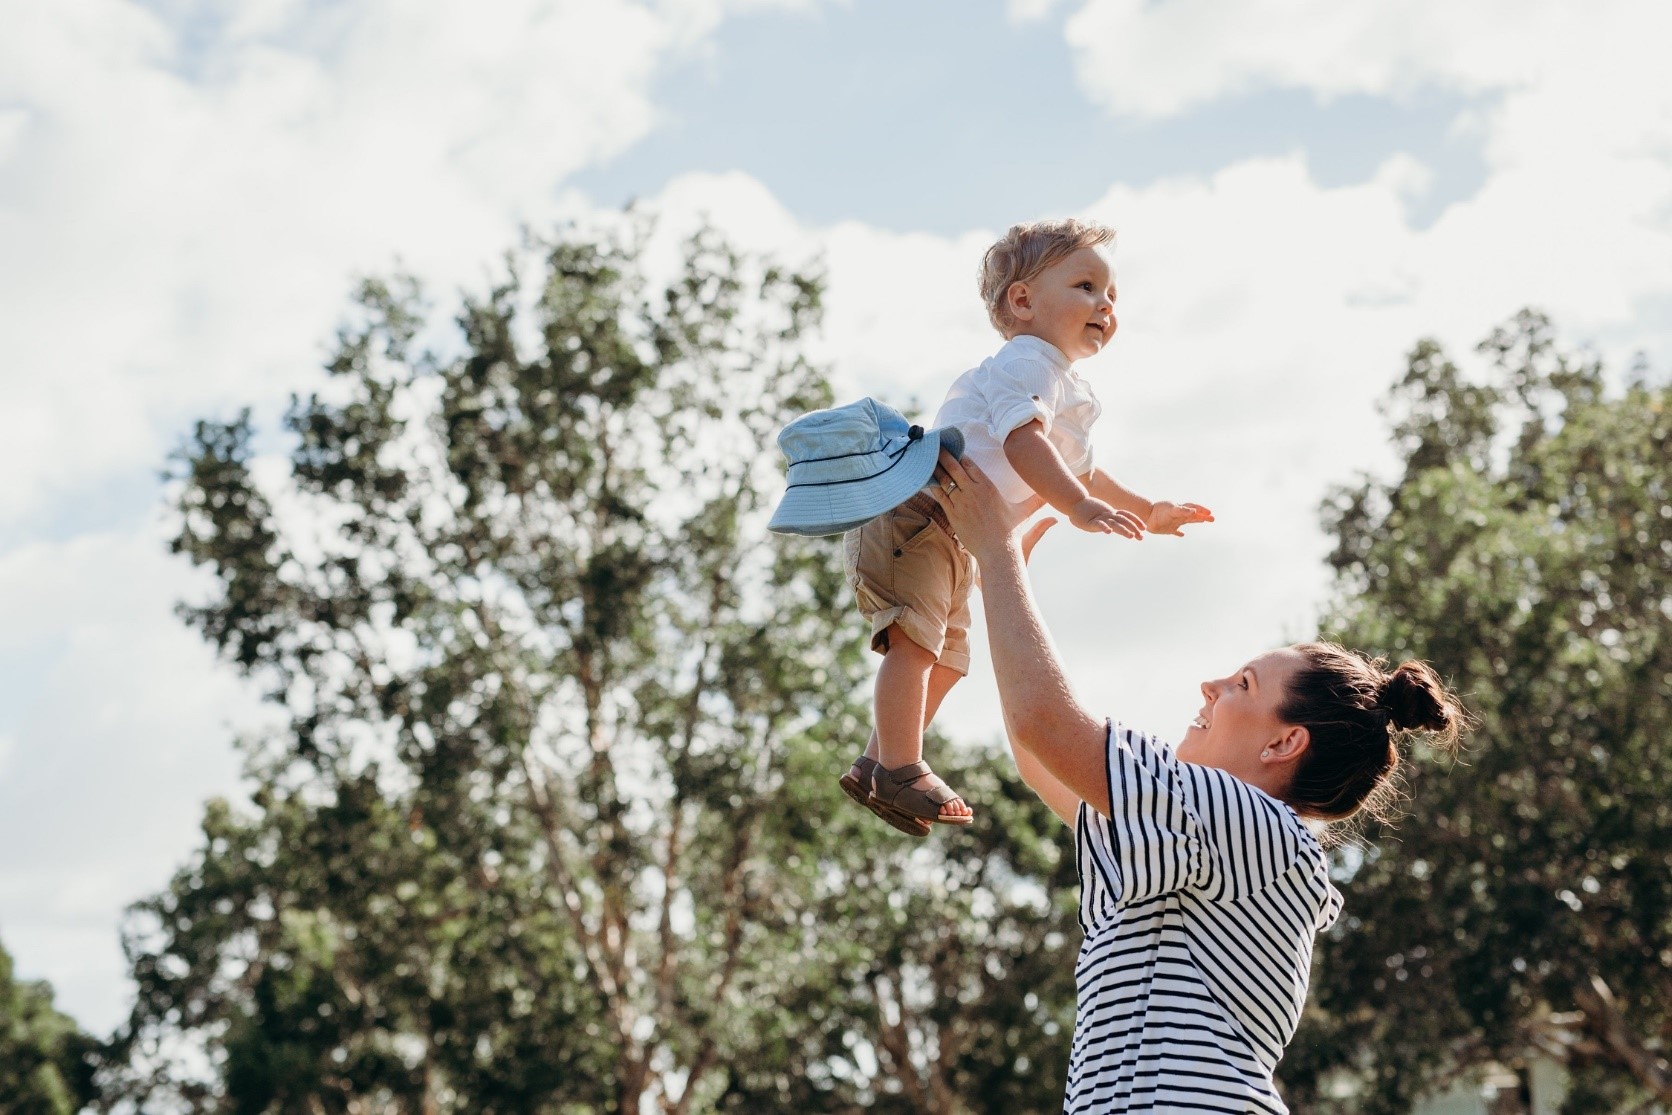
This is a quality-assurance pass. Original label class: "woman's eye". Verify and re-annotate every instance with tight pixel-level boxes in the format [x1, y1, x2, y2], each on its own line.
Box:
[1239, 675, 1250, 689]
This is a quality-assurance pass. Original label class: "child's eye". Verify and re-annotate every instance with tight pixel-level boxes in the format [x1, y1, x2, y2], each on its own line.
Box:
[1077, 282, 1094, 291]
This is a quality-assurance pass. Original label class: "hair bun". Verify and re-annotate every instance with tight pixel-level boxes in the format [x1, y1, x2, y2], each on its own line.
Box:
[1379, 661, 1456, 737]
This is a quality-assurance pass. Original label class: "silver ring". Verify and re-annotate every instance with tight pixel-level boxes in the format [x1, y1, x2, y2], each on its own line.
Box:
[945, 480, 959, 493]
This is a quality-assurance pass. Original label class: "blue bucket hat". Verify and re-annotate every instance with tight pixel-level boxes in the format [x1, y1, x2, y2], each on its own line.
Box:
[767, 398, 964, 536]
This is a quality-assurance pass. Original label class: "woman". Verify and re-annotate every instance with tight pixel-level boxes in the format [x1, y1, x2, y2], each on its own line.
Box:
[931, 453, 1465, 1114]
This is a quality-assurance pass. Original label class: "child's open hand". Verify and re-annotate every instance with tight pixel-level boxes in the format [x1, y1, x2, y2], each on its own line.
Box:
[1070, 497, 1145, 540]
[1146, 501, 1215, 536]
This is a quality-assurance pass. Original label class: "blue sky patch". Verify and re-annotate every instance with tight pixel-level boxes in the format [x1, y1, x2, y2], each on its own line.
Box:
[572, 0, 1490, 233]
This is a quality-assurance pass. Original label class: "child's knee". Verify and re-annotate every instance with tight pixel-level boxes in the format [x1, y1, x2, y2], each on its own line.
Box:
[880, 623, 936, 665]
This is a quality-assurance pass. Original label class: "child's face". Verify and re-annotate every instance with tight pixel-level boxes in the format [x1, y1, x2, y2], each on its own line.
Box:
[1007, 246, 1117, 362]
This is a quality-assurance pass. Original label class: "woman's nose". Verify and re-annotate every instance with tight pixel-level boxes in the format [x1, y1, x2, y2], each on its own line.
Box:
[1200, 679, 1215, 702]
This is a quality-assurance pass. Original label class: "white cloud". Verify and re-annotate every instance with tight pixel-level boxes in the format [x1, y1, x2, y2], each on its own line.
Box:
[0, 523, 269, 1033]
[1061, 1, 1590, 120]
[1057, 2, 1672, 232]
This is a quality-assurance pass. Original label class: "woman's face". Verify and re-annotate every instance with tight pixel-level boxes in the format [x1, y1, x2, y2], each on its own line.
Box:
[1176, 647, 1307, 781]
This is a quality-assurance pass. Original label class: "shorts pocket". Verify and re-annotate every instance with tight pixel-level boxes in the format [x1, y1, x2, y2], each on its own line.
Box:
[890, 507, 940, 558]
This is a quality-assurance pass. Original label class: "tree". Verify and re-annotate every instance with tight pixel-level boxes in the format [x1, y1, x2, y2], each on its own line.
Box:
[1278, 311, 1672, 1114]
[0, 934, 99, 1115]
[107, 220, 1082, 1113]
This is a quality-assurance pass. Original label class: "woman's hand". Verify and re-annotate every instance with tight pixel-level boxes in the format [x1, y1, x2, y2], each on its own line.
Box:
[931, 452, 1030, 561]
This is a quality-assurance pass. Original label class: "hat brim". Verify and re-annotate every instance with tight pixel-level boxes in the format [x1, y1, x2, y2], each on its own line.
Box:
[768, 425, 962, 537]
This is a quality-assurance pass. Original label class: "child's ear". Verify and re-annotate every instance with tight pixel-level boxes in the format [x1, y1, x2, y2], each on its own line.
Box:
[1006, 280, 1035, 322]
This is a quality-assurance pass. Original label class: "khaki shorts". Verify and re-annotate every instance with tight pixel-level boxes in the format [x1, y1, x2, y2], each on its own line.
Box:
[843, 492, 975, 675]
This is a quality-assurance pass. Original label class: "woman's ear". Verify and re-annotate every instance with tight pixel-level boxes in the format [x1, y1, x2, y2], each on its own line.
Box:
[1268, 725, 1310, 764]
[1006, 280, 1035, 323]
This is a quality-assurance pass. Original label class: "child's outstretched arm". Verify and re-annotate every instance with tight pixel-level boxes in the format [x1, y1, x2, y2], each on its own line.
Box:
[1004, 422, 1143, 538]
[1085, 469, 1214, 537]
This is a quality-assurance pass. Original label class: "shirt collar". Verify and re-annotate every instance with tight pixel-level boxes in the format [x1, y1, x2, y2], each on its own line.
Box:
[1003, 333, 1072, 371]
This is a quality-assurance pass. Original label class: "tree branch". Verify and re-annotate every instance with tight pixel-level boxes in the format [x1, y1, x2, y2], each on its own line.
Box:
[669, 816, 757, 1115]
[1573, 973, 1672, 1102]
[653, 804, 685, 1032]
[521, 751, 628, 1036]
[870, 975, 929, 1111]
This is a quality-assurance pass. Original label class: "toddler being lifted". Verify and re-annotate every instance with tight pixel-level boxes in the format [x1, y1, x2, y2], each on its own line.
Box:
[774, 219, 1213, 835]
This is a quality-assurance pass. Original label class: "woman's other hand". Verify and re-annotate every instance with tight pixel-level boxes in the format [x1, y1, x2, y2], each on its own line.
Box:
[1021, 516, 1058, 565]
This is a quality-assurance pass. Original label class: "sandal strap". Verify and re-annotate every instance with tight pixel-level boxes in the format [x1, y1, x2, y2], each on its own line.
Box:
[917, 780, 960, 806]
[877, 760, 932, 786]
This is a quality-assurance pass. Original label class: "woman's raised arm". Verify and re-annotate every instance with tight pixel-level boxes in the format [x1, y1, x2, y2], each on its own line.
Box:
[933, 452, 1112, 817]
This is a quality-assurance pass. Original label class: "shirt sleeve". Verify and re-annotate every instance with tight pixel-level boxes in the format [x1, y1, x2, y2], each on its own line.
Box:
[981, 356, 1061, 442]
[1076, 721, 1311, 908]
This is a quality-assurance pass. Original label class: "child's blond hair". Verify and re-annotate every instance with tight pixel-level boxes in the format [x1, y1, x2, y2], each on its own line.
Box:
[979, 218, 1117, 336]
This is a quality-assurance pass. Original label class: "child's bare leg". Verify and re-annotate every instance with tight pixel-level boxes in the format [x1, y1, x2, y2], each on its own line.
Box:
[863, 663, 962, 757]
[870, 627, 970, 820]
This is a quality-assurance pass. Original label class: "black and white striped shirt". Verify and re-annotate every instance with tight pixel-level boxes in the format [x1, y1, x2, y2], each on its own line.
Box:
[1068, 722, 1343, 1113]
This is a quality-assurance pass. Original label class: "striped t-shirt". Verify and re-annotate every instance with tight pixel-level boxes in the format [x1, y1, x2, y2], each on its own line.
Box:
[1068, 722, 1343, 1113]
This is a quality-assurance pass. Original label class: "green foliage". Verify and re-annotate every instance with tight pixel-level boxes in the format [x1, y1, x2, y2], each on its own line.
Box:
[112, 221, 1078, 1113]
[1279, 311, 1672, 1113]
[0, 935, 100, 1114]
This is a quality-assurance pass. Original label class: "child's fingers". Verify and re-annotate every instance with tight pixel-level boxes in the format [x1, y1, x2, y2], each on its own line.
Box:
[1099, 512, 1145, 539]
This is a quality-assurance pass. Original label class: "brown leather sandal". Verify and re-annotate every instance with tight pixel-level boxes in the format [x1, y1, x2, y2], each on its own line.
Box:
[840, 756, 930, 837]
[868, 760, 974, 827]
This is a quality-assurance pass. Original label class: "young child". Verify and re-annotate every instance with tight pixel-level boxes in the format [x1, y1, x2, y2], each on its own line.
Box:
[841, 218, 1213, 835]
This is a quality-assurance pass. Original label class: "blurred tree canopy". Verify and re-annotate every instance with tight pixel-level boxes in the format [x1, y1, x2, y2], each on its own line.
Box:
[0, 934, 99, 1114]
[1279, 311, 1672, 1114]
[105, 221, 1079, 1114]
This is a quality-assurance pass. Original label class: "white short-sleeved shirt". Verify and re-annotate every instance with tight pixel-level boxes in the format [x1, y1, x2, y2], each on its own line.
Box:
[1068, 722, 1344, 1114]
[933, 335, 1102, 505]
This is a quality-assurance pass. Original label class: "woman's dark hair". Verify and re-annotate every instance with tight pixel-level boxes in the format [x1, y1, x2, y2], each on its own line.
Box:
[1279, 642, 1467, 824]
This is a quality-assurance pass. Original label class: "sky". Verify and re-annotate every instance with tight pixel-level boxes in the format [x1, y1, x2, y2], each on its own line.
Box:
[2, 0, 1670, 1037]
